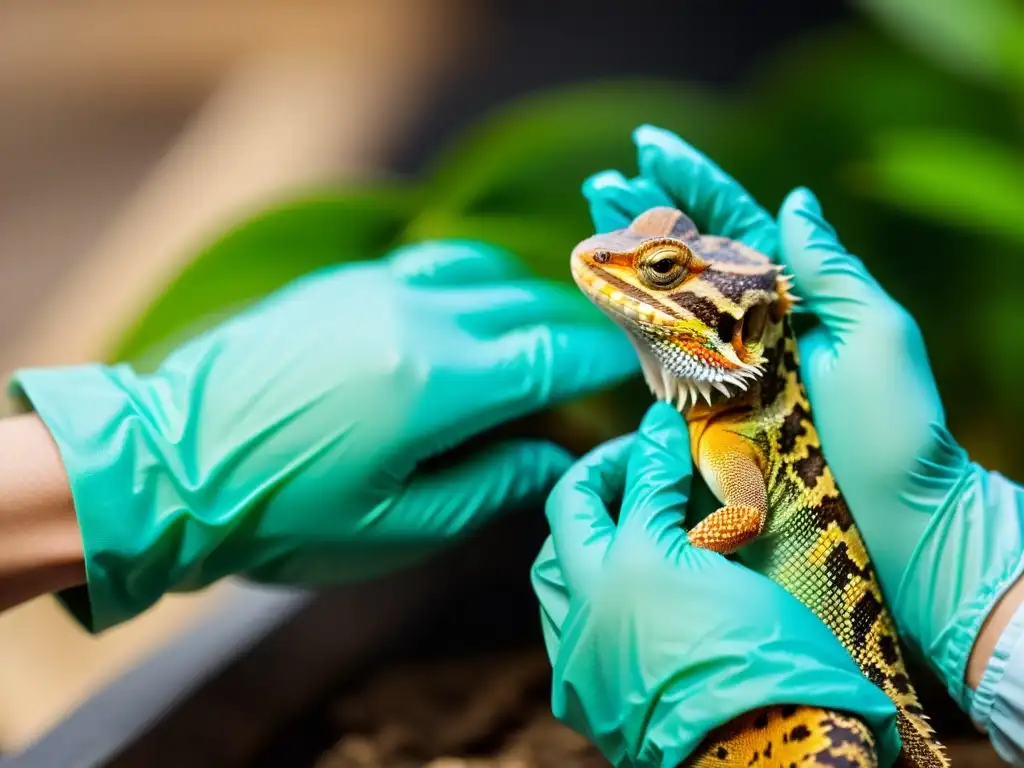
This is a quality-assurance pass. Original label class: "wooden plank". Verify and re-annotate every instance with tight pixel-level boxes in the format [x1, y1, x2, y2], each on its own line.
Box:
[0, 1, 469, 101]
[0, 7, 475, 377]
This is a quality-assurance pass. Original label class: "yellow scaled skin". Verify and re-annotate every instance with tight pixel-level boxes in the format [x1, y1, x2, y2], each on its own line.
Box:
[691, 706, 877, 767]
[570, 208, 948, 768]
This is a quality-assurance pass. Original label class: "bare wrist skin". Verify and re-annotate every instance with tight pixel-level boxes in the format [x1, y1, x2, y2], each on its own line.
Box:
[0, 414, 84, 613]
[966, 572, 1024, 690]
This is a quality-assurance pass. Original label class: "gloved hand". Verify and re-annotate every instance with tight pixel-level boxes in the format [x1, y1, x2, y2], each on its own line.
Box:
[532, 401, 900, 767]
[581, 124, 1024, 712]
[8, 240, 639, 633]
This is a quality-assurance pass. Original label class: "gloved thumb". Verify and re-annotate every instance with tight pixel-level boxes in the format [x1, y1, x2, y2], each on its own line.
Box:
[777, 187, 887, 337]
[582, 169, 675, 234]
[395, 439, 575, 538]
[620, 401, 692, 547]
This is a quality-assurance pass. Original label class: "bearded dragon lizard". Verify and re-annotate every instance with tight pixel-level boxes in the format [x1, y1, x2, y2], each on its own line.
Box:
[570, 207, 948, 767]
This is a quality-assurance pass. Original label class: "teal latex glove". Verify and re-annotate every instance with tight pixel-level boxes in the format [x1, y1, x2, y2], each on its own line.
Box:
[581, 124, 1024, 710]
[532, 402, 900, 768]
[8, 240, 639, 633]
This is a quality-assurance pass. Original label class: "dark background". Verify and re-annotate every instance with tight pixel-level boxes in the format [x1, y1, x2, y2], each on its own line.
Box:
[397, 0, 851, 173]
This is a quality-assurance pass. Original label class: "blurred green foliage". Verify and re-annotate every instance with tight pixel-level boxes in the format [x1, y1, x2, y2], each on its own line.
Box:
[111, 1, 1024, 475]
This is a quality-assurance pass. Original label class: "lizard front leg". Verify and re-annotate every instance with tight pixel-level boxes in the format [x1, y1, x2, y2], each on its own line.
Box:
[687, 423, 768, 555]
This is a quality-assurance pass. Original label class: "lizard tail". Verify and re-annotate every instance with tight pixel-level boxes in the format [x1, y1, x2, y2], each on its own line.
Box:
[688, 705, 878, 767]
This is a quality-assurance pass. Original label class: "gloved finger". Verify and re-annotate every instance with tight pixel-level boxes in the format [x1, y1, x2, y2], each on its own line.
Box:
[620, 402, 693, 546]
[531, 536, 570, 662]
[545, 435, 633, 593]
[416, 323, 639, 449]
[395, 439, 576, 538]
[634, 124, 779, 255]
[424, 281, 606, 337]
[582, 170, 675, 234]
[777, 187, 891, 333]
[387, 240, 528, 286]
[792, 323, 835, 406]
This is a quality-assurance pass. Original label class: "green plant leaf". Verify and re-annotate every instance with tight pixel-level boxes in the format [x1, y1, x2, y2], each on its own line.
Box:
[757, 25, 1011, 130]
[418, 79, 741, 218]
[403, 79, 749, 281]
[402, 213, 584, 283]
[746, 24, 1017, 183]
[854, 0, 1024, 90]
[852, 130, 1024, 244]
[111, 185, 418, 368]
[703, 25, 1019, 267]
[983, 286, 1024, 418]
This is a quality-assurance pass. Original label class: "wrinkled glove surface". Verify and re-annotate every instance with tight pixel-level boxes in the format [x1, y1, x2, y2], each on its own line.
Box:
[532, 402, 900, 768]
[10, 240, 639, 632]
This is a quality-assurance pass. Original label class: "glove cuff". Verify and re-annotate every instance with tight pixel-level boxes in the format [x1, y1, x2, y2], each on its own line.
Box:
[896, 433, 1024, 709]
[8, 364, 183, 633]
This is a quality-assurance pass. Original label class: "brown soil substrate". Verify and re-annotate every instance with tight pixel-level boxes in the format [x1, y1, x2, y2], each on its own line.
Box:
[313, 649, 605, 767]
[311, 648, 1005, 768]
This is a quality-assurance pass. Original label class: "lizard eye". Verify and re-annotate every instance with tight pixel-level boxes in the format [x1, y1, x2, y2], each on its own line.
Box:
[638, 246, 690, 289]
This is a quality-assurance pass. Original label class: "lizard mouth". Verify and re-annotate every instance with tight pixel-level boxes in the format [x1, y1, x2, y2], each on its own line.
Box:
[571, 258, 768, 408]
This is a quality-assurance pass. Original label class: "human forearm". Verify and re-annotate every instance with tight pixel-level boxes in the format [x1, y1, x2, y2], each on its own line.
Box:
[969, 574, 1024, 690]
[0, 413, 84, 613]
[964, 572, 1024, 765]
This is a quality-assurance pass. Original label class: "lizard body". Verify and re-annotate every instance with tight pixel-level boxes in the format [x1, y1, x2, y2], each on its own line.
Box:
[570, 207, 947, 768]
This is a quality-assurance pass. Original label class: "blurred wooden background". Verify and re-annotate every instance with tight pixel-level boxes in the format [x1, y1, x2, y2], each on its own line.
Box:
[0, 0, 478, 751]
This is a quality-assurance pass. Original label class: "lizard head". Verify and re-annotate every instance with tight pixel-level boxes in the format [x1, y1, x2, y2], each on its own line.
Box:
[570, 206, 794, 409]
